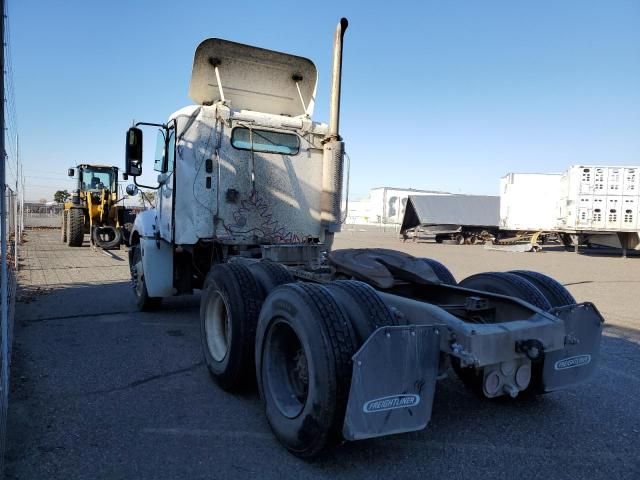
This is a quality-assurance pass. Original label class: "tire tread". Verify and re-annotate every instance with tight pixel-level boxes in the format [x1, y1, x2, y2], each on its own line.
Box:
[420, 258, 457, 285]
[509, 270, 576, 308]
[67, 208, 84, 247]
[460, 272, 551, 310]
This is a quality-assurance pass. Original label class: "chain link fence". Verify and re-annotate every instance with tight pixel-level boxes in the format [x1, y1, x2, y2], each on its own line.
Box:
[0, 185, 19, 473]
[23, 202, 62, 229]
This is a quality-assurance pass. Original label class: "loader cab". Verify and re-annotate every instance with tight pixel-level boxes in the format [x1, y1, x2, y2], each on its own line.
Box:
[78, 165, 118, 192]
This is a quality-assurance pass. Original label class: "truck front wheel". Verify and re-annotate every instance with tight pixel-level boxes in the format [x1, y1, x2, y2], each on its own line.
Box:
[130, 244, 162, 311]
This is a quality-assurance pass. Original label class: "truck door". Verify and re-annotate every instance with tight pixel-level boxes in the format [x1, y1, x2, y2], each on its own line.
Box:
[153, 123, 176, 241]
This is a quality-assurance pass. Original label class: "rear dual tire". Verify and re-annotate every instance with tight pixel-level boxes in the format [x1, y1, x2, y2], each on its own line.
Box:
[420, 257, 457, 285]
[201, 264, 397, 457]
[256, 281, 396, 457]
[256, 283, 356, 458]
[508, 270, 576, 308]
[200, 261, 294, 392]
[200, 263, 265, 391]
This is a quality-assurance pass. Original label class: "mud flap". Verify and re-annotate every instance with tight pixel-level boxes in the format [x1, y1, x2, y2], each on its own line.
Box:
[342, 325, 440, 441]
[541, 302, 604, 392]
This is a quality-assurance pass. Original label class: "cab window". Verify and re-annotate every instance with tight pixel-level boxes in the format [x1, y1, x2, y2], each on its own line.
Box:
[231, 128, 299, 155]
[153, 129, 166, 172]
[153, 127, 176, 173]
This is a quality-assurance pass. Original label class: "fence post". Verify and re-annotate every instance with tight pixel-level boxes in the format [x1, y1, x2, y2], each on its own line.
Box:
[13, 191, 16, 270]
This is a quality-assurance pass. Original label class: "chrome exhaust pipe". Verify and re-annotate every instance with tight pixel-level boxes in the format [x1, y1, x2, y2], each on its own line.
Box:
[322, 18, 348, 240]
[328, 17, 348, 140]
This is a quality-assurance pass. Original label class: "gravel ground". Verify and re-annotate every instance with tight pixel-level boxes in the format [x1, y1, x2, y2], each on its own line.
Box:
[5, 229, 639, 479]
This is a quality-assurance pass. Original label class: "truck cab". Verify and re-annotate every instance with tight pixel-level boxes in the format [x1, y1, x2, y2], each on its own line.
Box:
[126, 37, 345, 301]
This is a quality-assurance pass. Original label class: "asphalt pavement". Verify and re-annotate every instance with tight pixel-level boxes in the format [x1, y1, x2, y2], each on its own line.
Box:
[5, 230, 640, 479]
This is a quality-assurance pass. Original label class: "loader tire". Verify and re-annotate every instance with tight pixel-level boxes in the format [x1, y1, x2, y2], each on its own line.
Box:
[66, 208, 85, 247]
[459, 272, 551, 311]
[419, 258, 457, 285]
[92, 225, 123, 250]
[509, 270, 576, 309]
[61, 211, 67, 243]
[247, 260, 295, 296]
[130, 244, 162, 311]
[200, 263, 264, 391]
[256, 283, 357, 458]
[325, 280, 397, 344]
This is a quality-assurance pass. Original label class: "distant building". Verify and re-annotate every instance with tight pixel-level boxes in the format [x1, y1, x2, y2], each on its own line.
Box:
[345, 186, 451, 225]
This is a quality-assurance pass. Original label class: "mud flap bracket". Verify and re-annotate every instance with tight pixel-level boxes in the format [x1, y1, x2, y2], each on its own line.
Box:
[342, 325, 441, 441]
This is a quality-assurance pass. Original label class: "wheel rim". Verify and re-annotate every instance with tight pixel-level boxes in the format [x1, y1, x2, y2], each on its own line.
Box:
[204, 290, 231, 362]
[264, 320, 308, 419]
[134, 259, 145, 298]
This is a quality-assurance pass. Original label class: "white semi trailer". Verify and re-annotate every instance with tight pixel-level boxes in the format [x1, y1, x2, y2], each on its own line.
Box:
[124, 19, 603, 457]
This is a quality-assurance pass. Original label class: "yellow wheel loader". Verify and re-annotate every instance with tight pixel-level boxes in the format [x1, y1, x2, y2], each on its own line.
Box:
[60, 164, 133, 248]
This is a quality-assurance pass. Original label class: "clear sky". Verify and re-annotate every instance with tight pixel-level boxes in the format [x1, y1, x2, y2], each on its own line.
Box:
[9, 0, 640, 201]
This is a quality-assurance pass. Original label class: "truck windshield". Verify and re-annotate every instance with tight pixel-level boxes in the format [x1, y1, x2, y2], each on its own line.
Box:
[231, 127, 299, 155]
[81, 168, 115, 191]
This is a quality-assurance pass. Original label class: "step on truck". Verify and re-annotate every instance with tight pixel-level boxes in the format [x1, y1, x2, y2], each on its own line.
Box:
[124, 18, 603, 458]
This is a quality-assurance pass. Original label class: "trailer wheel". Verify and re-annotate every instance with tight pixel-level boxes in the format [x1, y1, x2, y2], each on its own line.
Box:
[92, 225, 123, 249]
[419, 258, 457, 285]
[130, 244, 162, 311]
[66, 208, 85, 247]
[459, 272, 551, 311]
[201, 263, 264, 391]
[248, 260, 295, 297]
[255, 283, 357, 458]
[325, 280, 397, 343]
[60, 211, 67, 243]
[509, 270, 576, 308]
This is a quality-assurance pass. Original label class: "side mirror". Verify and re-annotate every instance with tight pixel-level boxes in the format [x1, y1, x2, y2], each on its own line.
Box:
[122, 173, 129, 181]
[125, 127, 143, 177]
[126, 184, 139, 197]
[68, 168, 75, 177]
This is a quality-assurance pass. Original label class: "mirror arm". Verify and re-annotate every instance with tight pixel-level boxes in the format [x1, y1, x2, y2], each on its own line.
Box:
[135, 121, 167, 129]
[134, 176, 160, 190]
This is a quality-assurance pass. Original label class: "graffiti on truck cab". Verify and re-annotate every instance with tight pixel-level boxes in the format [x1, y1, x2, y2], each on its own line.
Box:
[224, 190, 308, 244]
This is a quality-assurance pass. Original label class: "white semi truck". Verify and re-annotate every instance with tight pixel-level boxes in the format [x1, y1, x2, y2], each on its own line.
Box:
[124, 18, 603, 457]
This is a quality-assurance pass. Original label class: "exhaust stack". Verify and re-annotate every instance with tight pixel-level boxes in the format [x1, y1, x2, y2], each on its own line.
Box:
[328, 17, 348, 140]
[321, 18, 348, 241]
